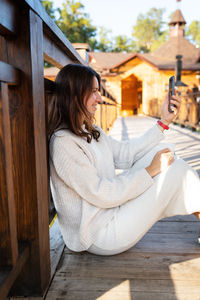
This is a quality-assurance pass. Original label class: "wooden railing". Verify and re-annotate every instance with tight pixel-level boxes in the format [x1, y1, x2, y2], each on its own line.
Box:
[176, 91, 200, 130]
[0, 1, 117, 299]
[149, 92, 200, 131]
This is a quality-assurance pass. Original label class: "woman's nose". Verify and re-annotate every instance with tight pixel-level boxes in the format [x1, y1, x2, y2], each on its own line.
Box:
[96, 93, 103, 103]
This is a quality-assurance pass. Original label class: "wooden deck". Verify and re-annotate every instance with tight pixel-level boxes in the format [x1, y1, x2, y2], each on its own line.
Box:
[46, 116, 200, 300]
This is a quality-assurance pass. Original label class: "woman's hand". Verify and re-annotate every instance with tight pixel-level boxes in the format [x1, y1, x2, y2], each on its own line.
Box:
[145, 148, 174, 177]
[160, 93, 181, 126]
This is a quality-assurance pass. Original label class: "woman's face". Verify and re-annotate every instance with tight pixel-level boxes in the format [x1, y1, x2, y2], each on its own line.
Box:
[86, 77, 102, 116]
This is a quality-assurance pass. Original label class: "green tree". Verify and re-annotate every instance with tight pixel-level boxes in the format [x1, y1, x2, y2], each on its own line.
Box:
[151, 30, 168, 52]
[112, 35, 136, 53]
[56, 0, 97, 48]
[95, 26, 113, 52]
[132, 8, 167, 53]
[185, 20, 200, 47]
[41, 0, 55, 20]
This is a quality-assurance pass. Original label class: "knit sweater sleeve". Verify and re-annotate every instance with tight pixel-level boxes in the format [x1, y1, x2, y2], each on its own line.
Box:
[50, 135, 154, 209]
[106, 124, 165, 169]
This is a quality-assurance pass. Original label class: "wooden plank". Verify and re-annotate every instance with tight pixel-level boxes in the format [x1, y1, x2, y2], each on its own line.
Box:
[0, 245, 29, 300]
[148, 219, 200, 234]
[0, 61, 20, 84]
[47, 277, 200, 299]
[29, 9, 50, 291]
[49, 250, 200, 281]
[3, 5, 50, 296]
[49, 218, 65, 278]
[0, 36, 8, 62]
[0, 0, 17, 36]
[45, 290, 199, 300]
[46, 245, 200, 299]
[0, 83, 18, 266]
[0, 85, 12, 266]
[10, 220, 65, 300]
[43, 34, 75, 68]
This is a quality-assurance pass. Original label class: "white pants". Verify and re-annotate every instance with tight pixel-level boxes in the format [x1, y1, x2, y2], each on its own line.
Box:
[88, 143, 200, 256]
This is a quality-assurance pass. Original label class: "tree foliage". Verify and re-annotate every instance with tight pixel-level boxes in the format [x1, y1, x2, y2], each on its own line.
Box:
[185, 20, 200, 47]
[56, 0, 97, 48]
[41, 1, 170, 54]
[41, 0, 55, 20]
[132, 8, 167, 53]
[95, 27, 113, 52]
[112, 35, 136, 53]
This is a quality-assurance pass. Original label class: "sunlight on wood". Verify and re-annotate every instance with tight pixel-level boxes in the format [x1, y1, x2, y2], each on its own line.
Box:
[96, 280, 131, 300]
[169, 257, 200, 298]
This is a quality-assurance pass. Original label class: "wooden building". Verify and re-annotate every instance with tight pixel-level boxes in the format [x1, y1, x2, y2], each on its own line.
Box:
[89, 8, 200, 118]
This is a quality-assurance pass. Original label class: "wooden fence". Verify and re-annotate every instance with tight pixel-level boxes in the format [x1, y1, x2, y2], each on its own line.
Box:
[176, 91, 200, 130]
[149, 92, 200, 131]
[0, 1, 117, 298]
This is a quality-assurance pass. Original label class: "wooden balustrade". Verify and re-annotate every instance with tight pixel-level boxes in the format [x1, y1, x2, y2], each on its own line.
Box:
[0, 1, 117, 298]
[176, 92, 200, 130]
[148, 93, 200, 131]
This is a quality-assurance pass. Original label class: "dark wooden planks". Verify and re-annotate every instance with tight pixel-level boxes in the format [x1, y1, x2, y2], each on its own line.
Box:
[0, 83, 18, 267]
[24, 0, 85, 65]
[49, 219, 65, 278]
[29, 9, 50, 291]
[0, 245, 29, 300]
[0, 0, 17, 36]
[0, 61, 20, 84]
[43, 34, 75, 68]
[2, 6, 50, 297]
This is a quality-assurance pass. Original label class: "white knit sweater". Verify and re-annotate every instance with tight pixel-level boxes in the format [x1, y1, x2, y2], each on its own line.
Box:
[49, 124, 164, 251]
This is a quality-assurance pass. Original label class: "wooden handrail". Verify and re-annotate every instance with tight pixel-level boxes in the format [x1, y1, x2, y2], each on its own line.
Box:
[24, 0, 85, 65]
[0, 0, 17, 36]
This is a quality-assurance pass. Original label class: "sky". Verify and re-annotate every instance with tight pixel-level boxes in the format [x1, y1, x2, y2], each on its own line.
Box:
[53, 0, 200, 37]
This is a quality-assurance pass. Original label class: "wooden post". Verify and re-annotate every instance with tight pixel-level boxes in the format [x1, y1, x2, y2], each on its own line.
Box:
[0, 82, 18, 267]
[4, 7, 50, 297]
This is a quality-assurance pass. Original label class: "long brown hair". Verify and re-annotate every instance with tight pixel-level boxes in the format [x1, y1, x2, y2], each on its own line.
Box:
[48, 64, 101, 143]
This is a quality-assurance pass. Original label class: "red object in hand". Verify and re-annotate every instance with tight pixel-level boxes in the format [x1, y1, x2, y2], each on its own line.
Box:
[157, 120, 169, 130]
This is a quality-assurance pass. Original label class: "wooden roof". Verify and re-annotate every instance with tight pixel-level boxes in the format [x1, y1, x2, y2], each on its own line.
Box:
[152, 36, 200, 64]
[90, 36, 200, 72]
[89, 52, 135, 70]
[169, 9, 186, 25]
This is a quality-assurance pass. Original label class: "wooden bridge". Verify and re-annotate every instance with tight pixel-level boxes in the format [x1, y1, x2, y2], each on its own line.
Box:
[1, 0, 200, 299]
[45, 116, 200, 300]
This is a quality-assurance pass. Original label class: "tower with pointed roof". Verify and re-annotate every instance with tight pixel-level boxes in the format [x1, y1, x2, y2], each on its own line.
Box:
[169, 8, 186, 38]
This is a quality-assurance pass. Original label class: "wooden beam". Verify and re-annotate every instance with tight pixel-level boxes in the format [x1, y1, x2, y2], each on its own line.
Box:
[24, 0, 85, 65]
[0, 245, 29, 300]
[0, 61, 20, 85]
[43, 34, 75, 68]
[1, 83, 18, 266]
[0, 0, 17, 36]
[3, 5, 50, 296]
[29, 9, 50, 292]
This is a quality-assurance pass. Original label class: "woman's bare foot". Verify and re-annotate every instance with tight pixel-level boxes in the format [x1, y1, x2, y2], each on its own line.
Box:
[193, 212, 200, 219]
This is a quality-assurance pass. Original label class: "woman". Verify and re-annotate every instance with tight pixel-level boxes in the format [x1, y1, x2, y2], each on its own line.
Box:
[49, 64, 200, 256]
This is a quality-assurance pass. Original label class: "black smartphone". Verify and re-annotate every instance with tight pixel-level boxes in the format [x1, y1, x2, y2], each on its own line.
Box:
[168, 75, 175, 113]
